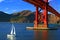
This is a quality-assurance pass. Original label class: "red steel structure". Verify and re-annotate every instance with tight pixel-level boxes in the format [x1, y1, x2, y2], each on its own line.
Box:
[24, 0, 60, 29]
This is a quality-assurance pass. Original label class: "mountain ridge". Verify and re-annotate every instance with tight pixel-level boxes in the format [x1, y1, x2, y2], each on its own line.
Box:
[0, 10, 60, 24]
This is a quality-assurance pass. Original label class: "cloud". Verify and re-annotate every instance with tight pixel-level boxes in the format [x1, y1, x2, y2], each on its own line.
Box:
[48, 0, 52, 2]
[0, 0, 4, 3]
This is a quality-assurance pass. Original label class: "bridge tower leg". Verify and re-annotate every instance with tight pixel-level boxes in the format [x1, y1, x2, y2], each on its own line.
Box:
[34, 6, 38, 28]
[43, 0, 48, 28]
[34, 0, 48, 28]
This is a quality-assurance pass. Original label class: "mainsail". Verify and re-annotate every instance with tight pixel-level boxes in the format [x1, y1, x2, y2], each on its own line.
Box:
[14, 25, 16, 35]
[10, 24, 16, 35]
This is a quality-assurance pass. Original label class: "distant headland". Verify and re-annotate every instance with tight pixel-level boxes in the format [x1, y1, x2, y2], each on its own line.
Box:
[0, 10, 60, 24]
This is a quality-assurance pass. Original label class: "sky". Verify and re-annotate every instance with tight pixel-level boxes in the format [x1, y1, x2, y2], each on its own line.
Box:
[0, 0, 60, 14]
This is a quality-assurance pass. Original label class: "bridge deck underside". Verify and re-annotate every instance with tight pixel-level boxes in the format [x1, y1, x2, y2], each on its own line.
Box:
[24, 0, 60, 17]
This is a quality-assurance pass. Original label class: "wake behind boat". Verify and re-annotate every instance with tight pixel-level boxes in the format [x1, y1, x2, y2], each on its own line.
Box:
[7, 24, 16, 38]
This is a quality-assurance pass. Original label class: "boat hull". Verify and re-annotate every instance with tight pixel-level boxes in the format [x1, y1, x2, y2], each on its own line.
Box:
[7, 34, 16, 40]
[7, 34, 15, 38]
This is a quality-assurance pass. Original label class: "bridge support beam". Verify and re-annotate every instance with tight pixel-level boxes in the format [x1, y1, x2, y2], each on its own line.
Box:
[34, 0, 48, 28]
[43, 0, 48, 28]
[34, 6, 38, 28]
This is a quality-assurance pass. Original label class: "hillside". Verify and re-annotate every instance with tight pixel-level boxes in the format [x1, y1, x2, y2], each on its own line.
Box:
[0, 11, 11, 22]
[10, 10, 35, 23]
[10, 10, 60, 24]
[0, 10, 60, 24]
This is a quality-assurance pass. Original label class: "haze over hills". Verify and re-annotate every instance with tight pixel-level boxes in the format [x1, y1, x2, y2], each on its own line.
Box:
[0, 10, 60, 24]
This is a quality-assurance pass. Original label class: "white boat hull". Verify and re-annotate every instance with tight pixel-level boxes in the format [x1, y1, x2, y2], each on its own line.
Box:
[7, 34, 15, 38]
[7, 34, 16, 40]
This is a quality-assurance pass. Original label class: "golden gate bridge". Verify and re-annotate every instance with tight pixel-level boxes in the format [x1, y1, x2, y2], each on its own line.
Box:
[23, 0, 60, 30]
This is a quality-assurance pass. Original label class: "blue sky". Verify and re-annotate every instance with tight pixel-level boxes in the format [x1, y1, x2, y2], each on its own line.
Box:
[0, 0, 60, 14]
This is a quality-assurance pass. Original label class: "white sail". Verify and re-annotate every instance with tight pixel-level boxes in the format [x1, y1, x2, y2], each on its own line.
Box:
[10, 24, 13, 34]
[10, 24, 16, 35]
[14, 26, 16, 35]
[10, 28, 13, 34]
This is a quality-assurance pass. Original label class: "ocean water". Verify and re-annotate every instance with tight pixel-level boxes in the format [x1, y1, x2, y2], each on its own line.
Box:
[0, 22, 60, 40]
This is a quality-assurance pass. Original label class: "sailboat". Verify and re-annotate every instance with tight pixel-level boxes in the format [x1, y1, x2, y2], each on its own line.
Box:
[7, 24, 16, 38]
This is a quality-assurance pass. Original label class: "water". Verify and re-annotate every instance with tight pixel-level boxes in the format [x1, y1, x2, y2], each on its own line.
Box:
[0, 22, 60, 40]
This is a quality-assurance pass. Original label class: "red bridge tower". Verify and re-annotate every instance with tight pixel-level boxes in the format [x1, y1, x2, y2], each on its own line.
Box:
[24, 0, 60, 29]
